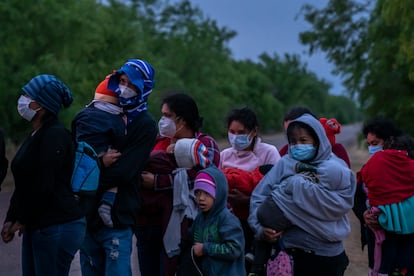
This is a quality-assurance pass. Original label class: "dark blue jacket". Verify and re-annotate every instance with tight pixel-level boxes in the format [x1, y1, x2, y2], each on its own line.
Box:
[72, 105, 125, 154]
[0, 128, 8, 187]
[99, 110, 157, 228]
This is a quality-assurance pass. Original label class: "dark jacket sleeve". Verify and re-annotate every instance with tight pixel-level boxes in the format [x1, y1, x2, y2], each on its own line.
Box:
[352, 169, 368, 250]
[0, 129, 8, 187]
[98, 112, 157, 228]
[99, 112, 157, 190]
[4, 190, 18, 223]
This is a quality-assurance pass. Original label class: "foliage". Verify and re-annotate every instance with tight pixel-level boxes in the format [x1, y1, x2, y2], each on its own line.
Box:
[299, 0, 414, 135]
[0, 0, 359, 144]
[381, 0, 414, 80]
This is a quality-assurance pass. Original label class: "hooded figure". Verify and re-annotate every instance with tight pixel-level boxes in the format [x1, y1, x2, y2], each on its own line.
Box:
[107, 59, 155, 124]
[249, 114, 356, 256]
[108, 59, 154, 106]
[187, 166, 246, 276]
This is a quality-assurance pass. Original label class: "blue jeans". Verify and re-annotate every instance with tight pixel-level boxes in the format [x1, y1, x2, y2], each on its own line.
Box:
[80, 226, 133, 276]
[22, 217, 86, 276]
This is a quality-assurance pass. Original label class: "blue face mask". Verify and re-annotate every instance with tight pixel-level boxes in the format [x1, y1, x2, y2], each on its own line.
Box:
[290, 144, 316, 161]
[228, 132, 252, 151]
[368, 145, 383, 156]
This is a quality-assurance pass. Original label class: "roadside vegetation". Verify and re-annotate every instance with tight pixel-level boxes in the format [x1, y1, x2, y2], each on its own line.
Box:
[3, 0, 412, 143]
[300, 0, 414, 134]
[0, 0, 360, 144]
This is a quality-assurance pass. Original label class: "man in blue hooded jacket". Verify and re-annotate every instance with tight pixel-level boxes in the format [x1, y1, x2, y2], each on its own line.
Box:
[79, 59, 157, 276]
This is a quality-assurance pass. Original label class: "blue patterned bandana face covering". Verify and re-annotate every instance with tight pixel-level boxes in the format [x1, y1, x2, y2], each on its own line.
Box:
[368, 145, 383, 156]
[228, 132, 252, 151]
[290, 144, 316, 161]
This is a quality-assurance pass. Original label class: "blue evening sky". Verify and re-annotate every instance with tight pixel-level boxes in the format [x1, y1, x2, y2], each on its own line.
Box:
[186, 0, 344, 95]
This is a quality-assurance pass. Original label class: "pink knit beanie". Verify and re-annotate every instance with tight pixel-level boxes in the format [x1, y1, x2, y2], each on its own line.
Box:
[194, 172, 216, 198]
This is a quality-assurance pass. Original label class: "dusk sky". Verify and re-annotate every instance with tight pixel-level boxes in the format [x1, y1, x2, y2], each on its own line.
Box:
[186, 0, 344, 95]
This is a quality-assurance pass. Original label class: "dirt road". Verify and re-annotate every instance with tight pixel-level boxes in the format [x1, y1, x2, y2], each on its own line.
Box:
[0, 123, 369, 275]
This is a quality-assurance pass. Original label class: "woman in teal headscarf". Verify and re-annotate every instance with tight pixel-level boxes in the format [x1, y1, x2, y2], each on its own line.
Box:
[1, 74, 86, 276]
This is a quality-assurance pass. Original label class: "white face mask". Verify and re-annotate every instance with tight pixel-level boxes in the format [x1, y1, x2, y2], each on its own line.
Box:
[17, 95, 40, 122]
[158, 116, 176, 138]
[118, 85, 138, 99]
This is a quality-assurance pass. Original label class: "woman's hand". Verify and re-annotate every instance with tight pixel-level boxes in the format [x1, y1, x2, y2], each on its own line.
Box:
[101, 149, 122, 168]
[141, 171, 155, 189]
[262, 227, 283, 243]
[1, 221, 23, 243]
[363, 209, 381, 229]
[1, 222, 14, 243]
[166, 144, 175, 154]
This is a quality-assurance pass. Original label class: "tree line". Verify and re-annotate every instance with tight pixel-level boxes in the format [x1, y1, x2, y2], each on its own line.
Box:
[300, 0, 414, 135]
[0, 0, 360, 143]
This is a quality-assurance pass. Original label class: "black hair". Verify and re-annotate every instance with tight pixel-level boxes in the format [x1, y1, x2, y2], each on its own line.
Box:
[383, 134, 414, 159]
[362, 116, 403, 141]
[161, 93, 203, 132]
[287, 121, 320, 149]
[225, 107, 259, 132]
[283, 106, 317, 123]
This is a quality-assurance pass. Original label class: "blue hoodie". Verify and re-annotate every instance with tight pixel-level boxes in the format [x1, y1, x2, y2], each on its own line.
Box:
[249, 114, 356, 256]
[190, 166, 246, 276]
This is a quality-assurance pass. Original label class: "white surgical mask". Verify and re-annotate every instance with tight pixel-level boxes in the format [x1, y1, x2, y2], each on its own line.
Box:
[118, 85, 138, 99]
[228, 132, 252, 151]
[158, 116, 176, 138]
[17, 95, 40, 122]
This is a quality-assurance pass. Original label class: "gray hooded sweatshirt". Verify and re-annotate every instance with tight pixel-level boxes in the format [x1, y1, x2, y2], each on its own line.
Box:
[248, 113, 356, 256]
